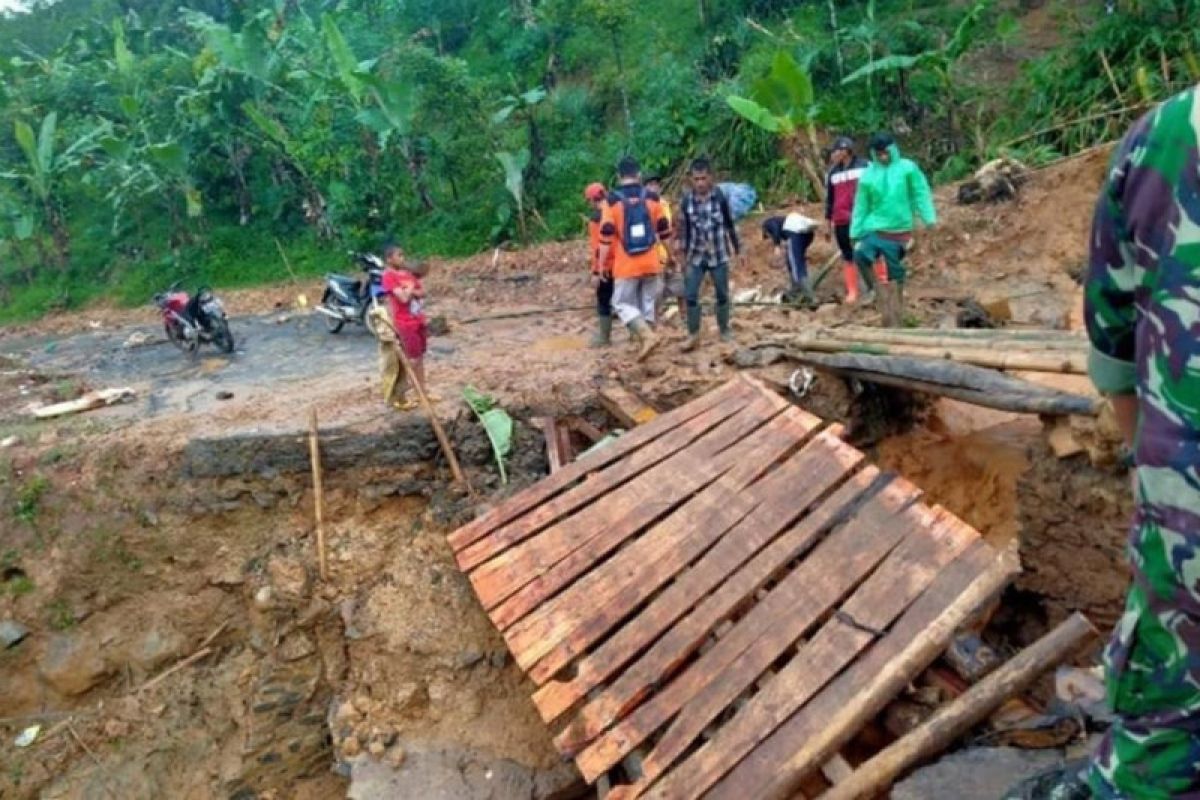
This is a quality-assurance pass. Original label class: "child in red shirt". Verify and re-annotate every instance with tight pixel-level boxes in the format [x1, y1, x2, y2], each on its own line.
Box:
[378, 244, 430, 409]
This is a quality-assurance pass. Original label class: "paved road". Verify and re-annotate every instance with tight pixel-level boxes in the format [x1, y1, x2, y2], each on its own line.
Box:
[0, 311, 415, 419]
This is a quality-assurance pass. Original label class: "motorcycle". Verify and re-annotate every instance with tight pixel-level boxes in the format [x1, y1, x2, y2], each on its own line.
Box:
[316, 252, 387, 335]
[153, 281, 235, 356]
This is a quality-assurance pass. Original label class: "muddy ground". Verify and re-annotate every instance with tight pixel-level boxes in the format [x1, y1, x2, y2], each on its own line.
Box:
[0, 148, 1133, 799]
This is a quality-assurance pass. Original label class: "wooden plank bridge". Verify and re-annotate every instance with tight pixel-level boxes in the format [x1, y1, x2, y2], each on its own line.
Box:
[446, 375, 1012, 799]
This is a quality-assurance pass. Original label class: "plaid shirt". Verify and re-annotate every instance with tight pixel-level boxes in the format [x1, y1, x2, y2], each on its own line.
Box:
[682, 191, 734, 268]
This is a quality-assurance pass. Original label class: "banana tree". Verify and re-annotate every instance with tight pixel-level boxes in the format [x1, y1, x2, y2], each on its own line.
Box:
[842, 2, 988, 142]
[496, 148, 530, 243]
[1, 112, 98, 268]
[726, 51, 826, 199]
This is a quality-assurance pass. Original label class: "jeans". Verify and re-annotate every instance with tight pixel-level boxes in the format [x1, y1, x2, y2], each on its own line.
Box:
[684, 259, 731, 335]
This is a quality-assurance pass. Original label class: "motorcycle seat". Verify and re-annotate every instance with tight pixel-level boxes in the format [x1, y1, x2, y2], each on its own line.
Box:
[328, 273, 362, 291]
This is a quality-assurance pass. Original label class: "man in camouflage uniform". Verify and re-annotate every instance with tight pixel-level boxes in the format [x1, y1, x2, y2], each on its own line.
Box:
[1085, 83, 1200, 797]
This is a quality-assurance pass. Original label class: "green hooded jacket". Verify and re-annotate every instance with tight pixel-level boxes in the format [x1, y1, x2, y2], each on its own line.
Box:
[848, 142, 937, 241]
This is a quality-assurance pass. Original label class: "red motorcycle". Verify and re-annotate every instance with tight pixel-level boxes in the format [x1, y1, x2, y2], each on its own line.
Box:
[153, 281, 235, 356]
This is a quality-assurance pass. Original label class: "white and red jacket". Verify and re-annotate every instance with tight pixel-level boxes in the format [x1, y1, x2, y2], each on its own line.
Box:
[824, 157, 867, 226]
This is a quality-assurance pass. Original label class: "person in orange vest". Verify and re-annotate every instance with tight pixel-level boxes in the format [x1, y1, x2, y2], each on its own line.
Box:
[584, 182, 616, 347]
[597, 156, 672, 361]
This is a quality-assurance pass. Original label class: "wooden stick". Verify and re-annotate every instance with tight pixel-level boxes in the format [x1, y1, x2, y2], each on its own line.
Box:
[760, 550, 1020, 800]
[68, 721, 120, 800]
[828, 326, 1086, 341]
[1098, 49, 1125, 104]
[1002, 106, 1142, 149]
[823, 613, 1098, 800]
[383, 319, 473, 495]
[308, 407, 329, 582]
[821, 328, 1088, 351]
[136, 646, 214, 694]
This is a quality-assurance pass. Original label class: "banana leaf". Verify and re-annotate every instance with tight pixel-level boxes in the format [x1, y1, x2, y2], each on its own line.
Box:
[462, 386, 513, 483]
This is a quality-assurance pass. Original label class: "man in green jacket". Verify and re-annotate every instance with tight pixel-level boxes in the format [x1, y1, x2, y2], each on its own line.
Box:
[849, 132, 937, 326]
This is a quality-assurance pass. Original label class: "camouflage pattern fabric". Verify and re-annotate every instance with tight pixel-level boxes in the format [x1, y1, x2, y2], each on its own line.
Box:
[1085, 84, 1200, 798]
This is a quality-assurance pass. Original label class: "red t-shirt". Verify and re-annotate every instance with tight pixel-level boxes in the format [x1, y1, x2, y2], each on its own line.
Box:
[381, 268, 425, 328]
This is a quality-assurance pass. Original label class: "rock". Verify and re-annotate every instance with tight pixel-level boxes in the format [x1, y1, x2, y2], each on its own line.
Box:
[533, 762, 586, 800]
[891, 746, 1064, 800]
[254, 586, 275, 610]
[1047, 419, 1085, 459]
[216, 390, 235, 401]
[0, 435, 19, 449]
[125, 621, 188, 672]
[455, 649, 484, 670]
[488, 650, 508, 669]
[341, 736, 362, 758]
[393, 682, 424, 714]
[384, 745, 406, 768]
[40, 632, 111, 695]
[334, 699, 361, 726]
[278, 631, 316, 662]
[368, 739, 387, 757]
[122, 331, 151, 348]
[0, 619, 29, 648]
[267, 556, 310, 601]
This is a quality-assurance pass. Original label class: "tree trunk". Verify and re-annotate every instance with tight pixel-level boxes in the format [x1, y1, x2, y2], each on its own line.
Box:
[611, 29, 634, 141]
[46, 201, 70, 269]
[827, 0, 844, 79]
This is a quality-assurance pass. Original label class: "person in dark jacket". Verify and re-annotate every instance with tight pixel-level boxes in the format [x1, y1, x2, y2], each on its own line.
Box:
[824, 136, 868, 304]
[761, 214, 816, 306]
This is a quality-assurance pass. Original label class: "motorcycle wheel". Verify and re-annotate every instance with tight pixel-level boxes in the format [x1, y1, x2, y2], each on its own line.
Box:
[211, 317, 235, 353]
[166, 321, 198, 356]
[320, 289, 345, 334]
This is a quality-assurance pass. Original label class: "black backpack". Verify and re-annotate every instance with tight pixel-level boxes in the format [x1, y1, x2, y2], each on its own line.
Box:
[620, 187, 657, 255]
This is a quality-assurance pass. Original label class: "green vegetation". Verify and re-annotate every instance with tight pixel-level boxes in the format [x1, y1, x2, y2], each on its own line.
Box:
[46, 597, 76, 630]
[0, 0, 1197, 322]
[13, 474, 49, 524]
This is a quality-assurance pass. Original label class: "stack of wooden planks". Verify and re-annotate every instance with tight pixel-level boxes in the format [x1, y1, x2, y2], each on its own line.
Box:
[447, 375, 1019, 799]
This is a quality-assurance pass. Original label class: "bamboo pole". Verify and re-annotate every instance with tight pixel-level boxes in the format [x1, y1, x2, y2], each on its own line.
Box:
[308, 407, 329, 581]
[823, 326, 1087, 343]
[380, 318, 474, 495]
[760, 551, 1021, 800]
[822, 613, 1098, 800]
[820, 329, 1088, 352]
[776, 337, 1087, 374]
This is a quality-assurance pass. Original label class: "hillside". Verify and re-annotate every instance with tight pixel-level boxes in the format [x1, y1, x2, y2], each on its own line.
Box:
[1, 0, 1197, 322]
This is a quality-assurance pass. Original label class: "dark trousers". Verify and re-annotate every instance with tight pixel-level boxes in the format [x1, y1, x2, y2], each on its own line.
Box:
[596, 276, 614, 317]
[834, 224, 854, 262]
[786, 232, 815, 285]
[684, 260, 730, 309]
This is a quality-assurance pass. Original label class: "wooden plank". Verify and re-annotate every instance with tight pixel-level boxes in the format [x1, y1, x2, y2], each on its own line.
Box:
[447, 377, 753, 554]
[599, 384, 660, 427]
[531, 466, 884, 726]
[703, 542, 1016, 800]
[541, 417, 568, 474]
[566, 416, 606, 443]
[522, 425, 852, 690]
[568, 477, 924, 780]
[636, 509, 980, 798]
[506, 409, 827, 673]
[481, 399, 795, 631]
[456, 388, 752, 572]
[823, 613, 1098, 800]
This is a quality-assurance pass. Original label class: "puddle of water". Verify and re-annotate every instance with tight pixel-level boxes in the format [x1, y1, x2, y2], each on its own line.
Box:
[530, 335, 589, 353]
